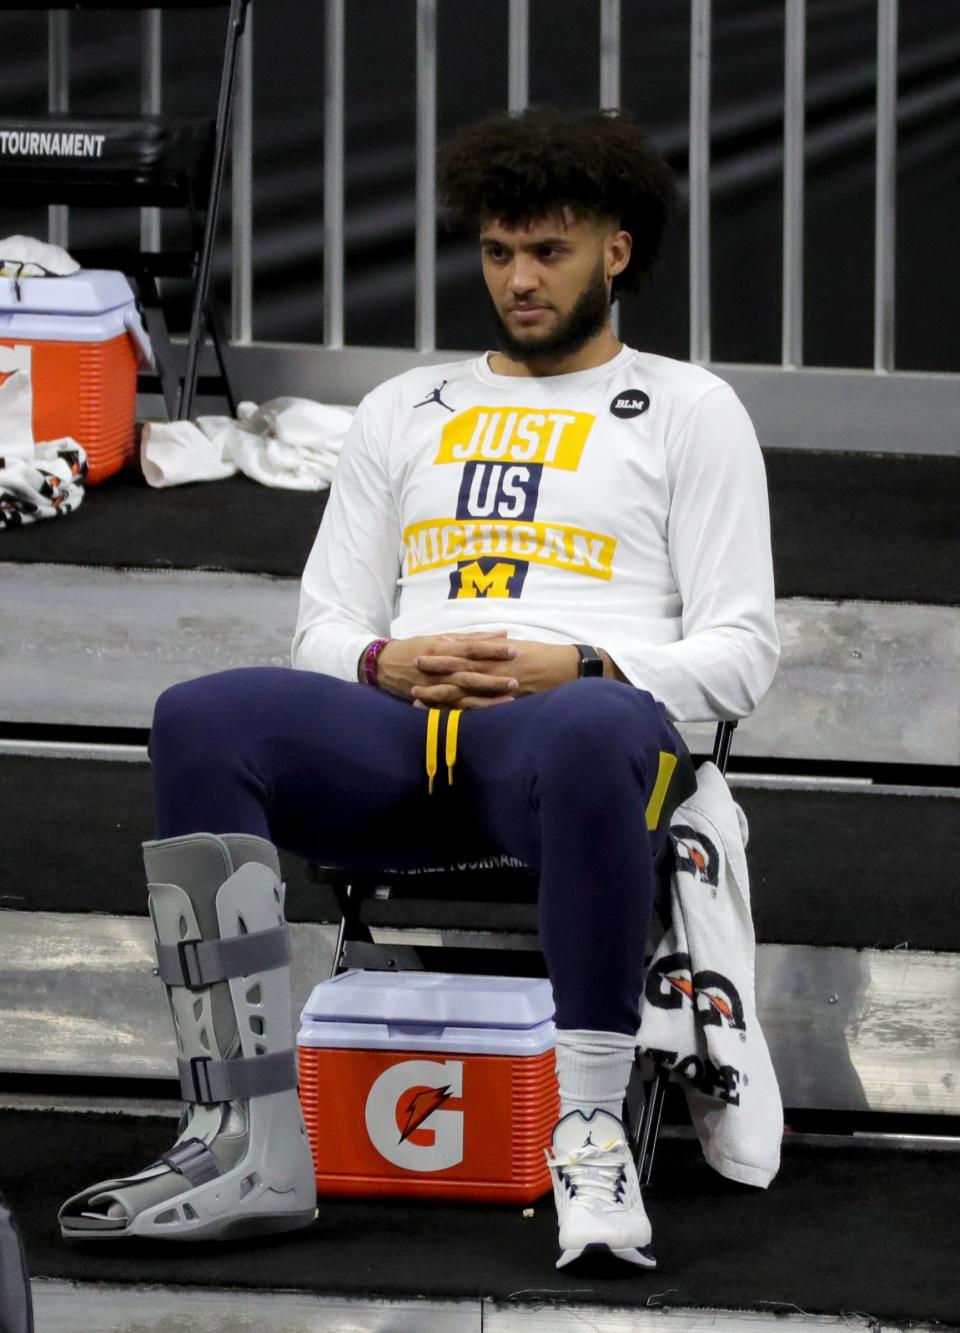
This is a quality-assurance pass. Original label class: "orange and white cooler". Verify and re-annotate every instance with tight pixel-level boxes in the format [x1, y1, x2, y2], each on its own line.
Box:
[0, 269, 151, 485]
[297, 971, 559, 1203]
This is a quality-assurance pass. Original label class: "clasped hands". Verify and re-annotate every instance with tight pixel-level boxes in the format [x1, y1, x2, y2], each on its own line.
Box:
[375, 631, 583, 710]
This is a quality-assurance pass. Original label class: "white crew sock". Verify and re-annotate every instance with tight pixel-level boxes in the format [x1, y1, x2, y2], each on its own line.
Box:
[554, 1028, 637, 1121]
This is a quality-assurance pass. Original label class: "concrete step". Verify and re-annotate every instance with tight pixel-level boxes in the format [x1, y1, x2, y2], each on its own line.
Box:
[2, 562, 957, 766]
[3, 747, 957, 950]
[27, 1279, 922, 1333]
[1, 906, 956, 1117]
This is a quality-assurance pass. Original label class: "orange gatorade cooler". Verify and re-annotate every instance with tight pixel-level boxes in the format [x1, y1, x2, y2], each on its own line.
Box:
[0, 269, 151, 485]
[297, 971, 559, 1203]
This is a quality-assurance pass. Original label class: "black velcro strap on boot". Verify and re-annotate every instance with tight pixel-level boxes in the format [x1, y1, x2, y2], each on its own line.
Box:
[178, 1050, 299, 1105]
[155, 924, 291, 990]
[154, 1137, 221, 1187]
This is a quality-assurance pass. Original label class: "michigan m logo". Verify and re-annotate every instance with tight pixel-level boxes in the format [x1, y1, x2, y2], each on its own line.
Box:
[449, 558, 526, 599]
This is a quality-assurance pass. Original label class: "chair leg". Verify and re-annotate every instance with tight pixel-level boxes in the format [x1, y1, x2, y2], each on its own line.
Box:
[634, 1066, 670, 1187]
[329, 881, 375, 976]
[136, 270, 182, 420]
[179, 0, 249, 420]
[330, 900, 350, 977]
[206, 292, 239, 416]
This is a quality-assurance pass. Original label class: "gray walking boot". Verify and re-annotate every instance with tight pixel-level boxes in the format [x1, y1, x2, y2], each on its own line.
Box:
[59, 832, 317, 1241]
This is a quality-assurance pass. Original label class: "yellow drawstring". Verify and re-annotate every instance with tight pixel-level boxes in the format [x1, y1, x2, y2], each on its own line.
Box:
[445, 709, 462, 786]
[425, 707, 463, 794]
[425, 708, 441, 795]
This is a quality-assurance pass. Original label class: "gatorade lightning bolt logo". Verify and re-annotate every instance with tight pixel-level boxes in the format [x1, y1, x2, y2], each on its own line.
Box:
[662, 971, 736, 1025]
[671, 825, 721, 887]
[365, 1060, 465, 1171]
[398, 1085, 454, 1143]
[645, 952, 747, 1031]
[0, 369, 16, 389]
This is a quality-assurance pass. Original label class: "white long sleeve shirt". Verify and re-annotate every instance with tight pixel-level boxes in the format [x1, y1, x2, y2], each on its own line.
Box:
[292, 345, 779, 723]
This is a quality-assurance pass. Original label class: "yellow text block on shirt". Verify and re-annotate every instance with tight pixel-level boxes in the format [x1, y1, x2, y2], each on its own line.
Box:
[435, 407, 595, 470]
[403, 517, 616, 580]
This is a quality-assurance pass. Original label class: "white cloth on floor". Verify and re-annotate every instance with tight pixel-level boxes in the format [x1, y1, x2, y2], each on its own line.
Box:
[140, 418, 236, 487]
[638, 761, 783, 1188]
[141, 398, 354, 491]
[0, 439, 88, 529]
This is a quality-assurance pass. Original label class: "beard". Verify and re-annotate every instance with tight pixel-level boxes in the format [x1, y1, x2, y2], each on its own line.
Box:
[490, 258, 611, 367]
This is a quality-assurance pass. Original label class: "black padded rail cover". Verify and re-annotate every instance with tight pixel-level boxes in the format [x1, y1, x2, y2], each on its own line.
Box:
[4, 753, 959, 951]
[1, 451, 957, 605]
[0, 116, 213, 201]
[2, 1109, 957, 1325]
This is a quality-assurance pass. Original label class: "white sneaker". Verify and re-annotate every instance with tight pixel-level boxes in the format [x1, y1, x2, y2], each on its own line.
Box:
[546, 1109, 655, 1270]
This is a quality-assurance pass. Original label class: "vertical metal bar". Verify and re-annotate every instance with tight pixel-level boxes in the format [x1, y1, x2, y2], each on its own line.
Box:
[48, 10, 70, 248]
[140, 10, 163, 253]
[711, 719, 736, 773]
[600, 0, 621, 107]
[689, 0, 711, 364]
[508, 0, 529, 112]
[782, 0, 806, 368]
[231, 1, 254, 343]
[874, 0, 898, 372]
[600, 0, 621, 335]
[415, 0, 437, 353]
[324, 0, 345, 349]
[179, 0, 247, 420]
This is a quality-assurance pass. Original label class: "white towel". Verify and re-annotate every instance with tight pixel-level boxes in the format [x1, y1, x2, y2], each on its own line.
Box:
[141, 398, 354, 491]
[638, 762, 783, 1188]
[0, 234, 80, 279]
[139, 418, 236, 487]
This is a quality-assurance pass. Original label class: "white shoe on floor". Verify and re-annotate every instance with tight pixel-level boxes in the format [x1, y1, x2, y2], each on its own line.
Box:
[546, 1108, 656, 1270]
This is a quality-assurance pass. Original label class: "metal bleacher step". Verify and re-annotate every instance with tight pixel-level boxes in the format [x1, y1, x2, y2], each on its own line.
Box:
[2, 560, 958, 767]
[2, 903, 956, 1118]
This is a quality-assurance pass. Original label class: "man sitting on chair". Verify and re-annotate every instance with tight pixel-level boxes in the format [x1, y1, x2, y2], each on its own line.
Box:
[60, 107, 779, 1271]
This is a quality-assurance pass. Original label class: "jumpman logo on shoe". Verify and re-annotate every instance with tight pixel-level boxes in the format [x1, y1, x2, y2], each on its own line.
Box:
[413, 380, 455, 412]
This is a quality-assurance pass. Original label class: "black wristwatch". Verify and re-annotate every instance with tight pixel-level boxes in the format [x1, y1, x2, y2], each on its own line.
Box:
[574, 644, 604, 678]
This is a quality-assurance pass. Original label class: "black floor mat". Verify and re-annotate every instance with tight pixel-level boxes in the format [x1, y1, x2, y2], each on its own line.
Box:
[1, 468, 321, 578]
[3, 1110, 958, 1323]
[1, 451, 957, 605]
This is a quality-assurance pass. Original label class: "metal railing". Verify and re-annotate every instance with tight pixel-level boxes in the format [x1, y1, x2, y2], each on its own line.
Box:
[40, 0, 915, 377]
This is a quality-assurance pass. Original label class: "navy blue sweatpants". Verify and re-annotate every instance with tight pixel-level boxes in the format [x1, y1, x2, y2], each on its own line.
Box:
[149, 667, 693, 1036]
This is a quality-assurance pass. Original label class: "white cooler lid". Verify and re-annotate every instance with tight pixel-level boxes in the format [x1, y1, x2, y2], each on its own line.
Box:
[0, 269, 135, 315]
[301, 970, 555, 1030]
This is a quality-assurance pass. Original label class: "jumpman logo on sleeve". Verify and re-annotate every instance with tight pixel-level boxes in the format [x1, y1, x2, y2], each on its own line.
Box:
[413, 380, 455, 412]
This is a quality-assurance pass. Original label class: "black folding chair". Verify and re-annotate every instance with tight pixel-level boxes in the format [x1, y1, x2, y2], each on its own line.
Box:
[314, 718, 737, 1184]
[0, 0, 250, 419]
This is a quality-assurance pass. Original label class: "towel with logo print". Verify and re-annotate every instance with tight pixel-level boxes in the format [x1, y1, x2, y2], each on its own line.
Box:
[0, 440, 88, 529]
[293, 345, 779, 724]
[0, 336, 87, 529]
[639, 761, 783, 1188]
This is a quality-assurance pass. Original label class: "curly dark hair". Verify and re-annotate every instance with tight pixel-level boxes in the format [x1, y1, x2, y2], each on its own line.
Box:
[438, 106, 678, 295]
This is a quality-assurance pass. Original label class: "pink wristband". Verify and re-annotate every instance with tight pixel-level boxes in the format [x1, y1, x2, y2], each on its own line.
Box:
[361, 638, 392, 687]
